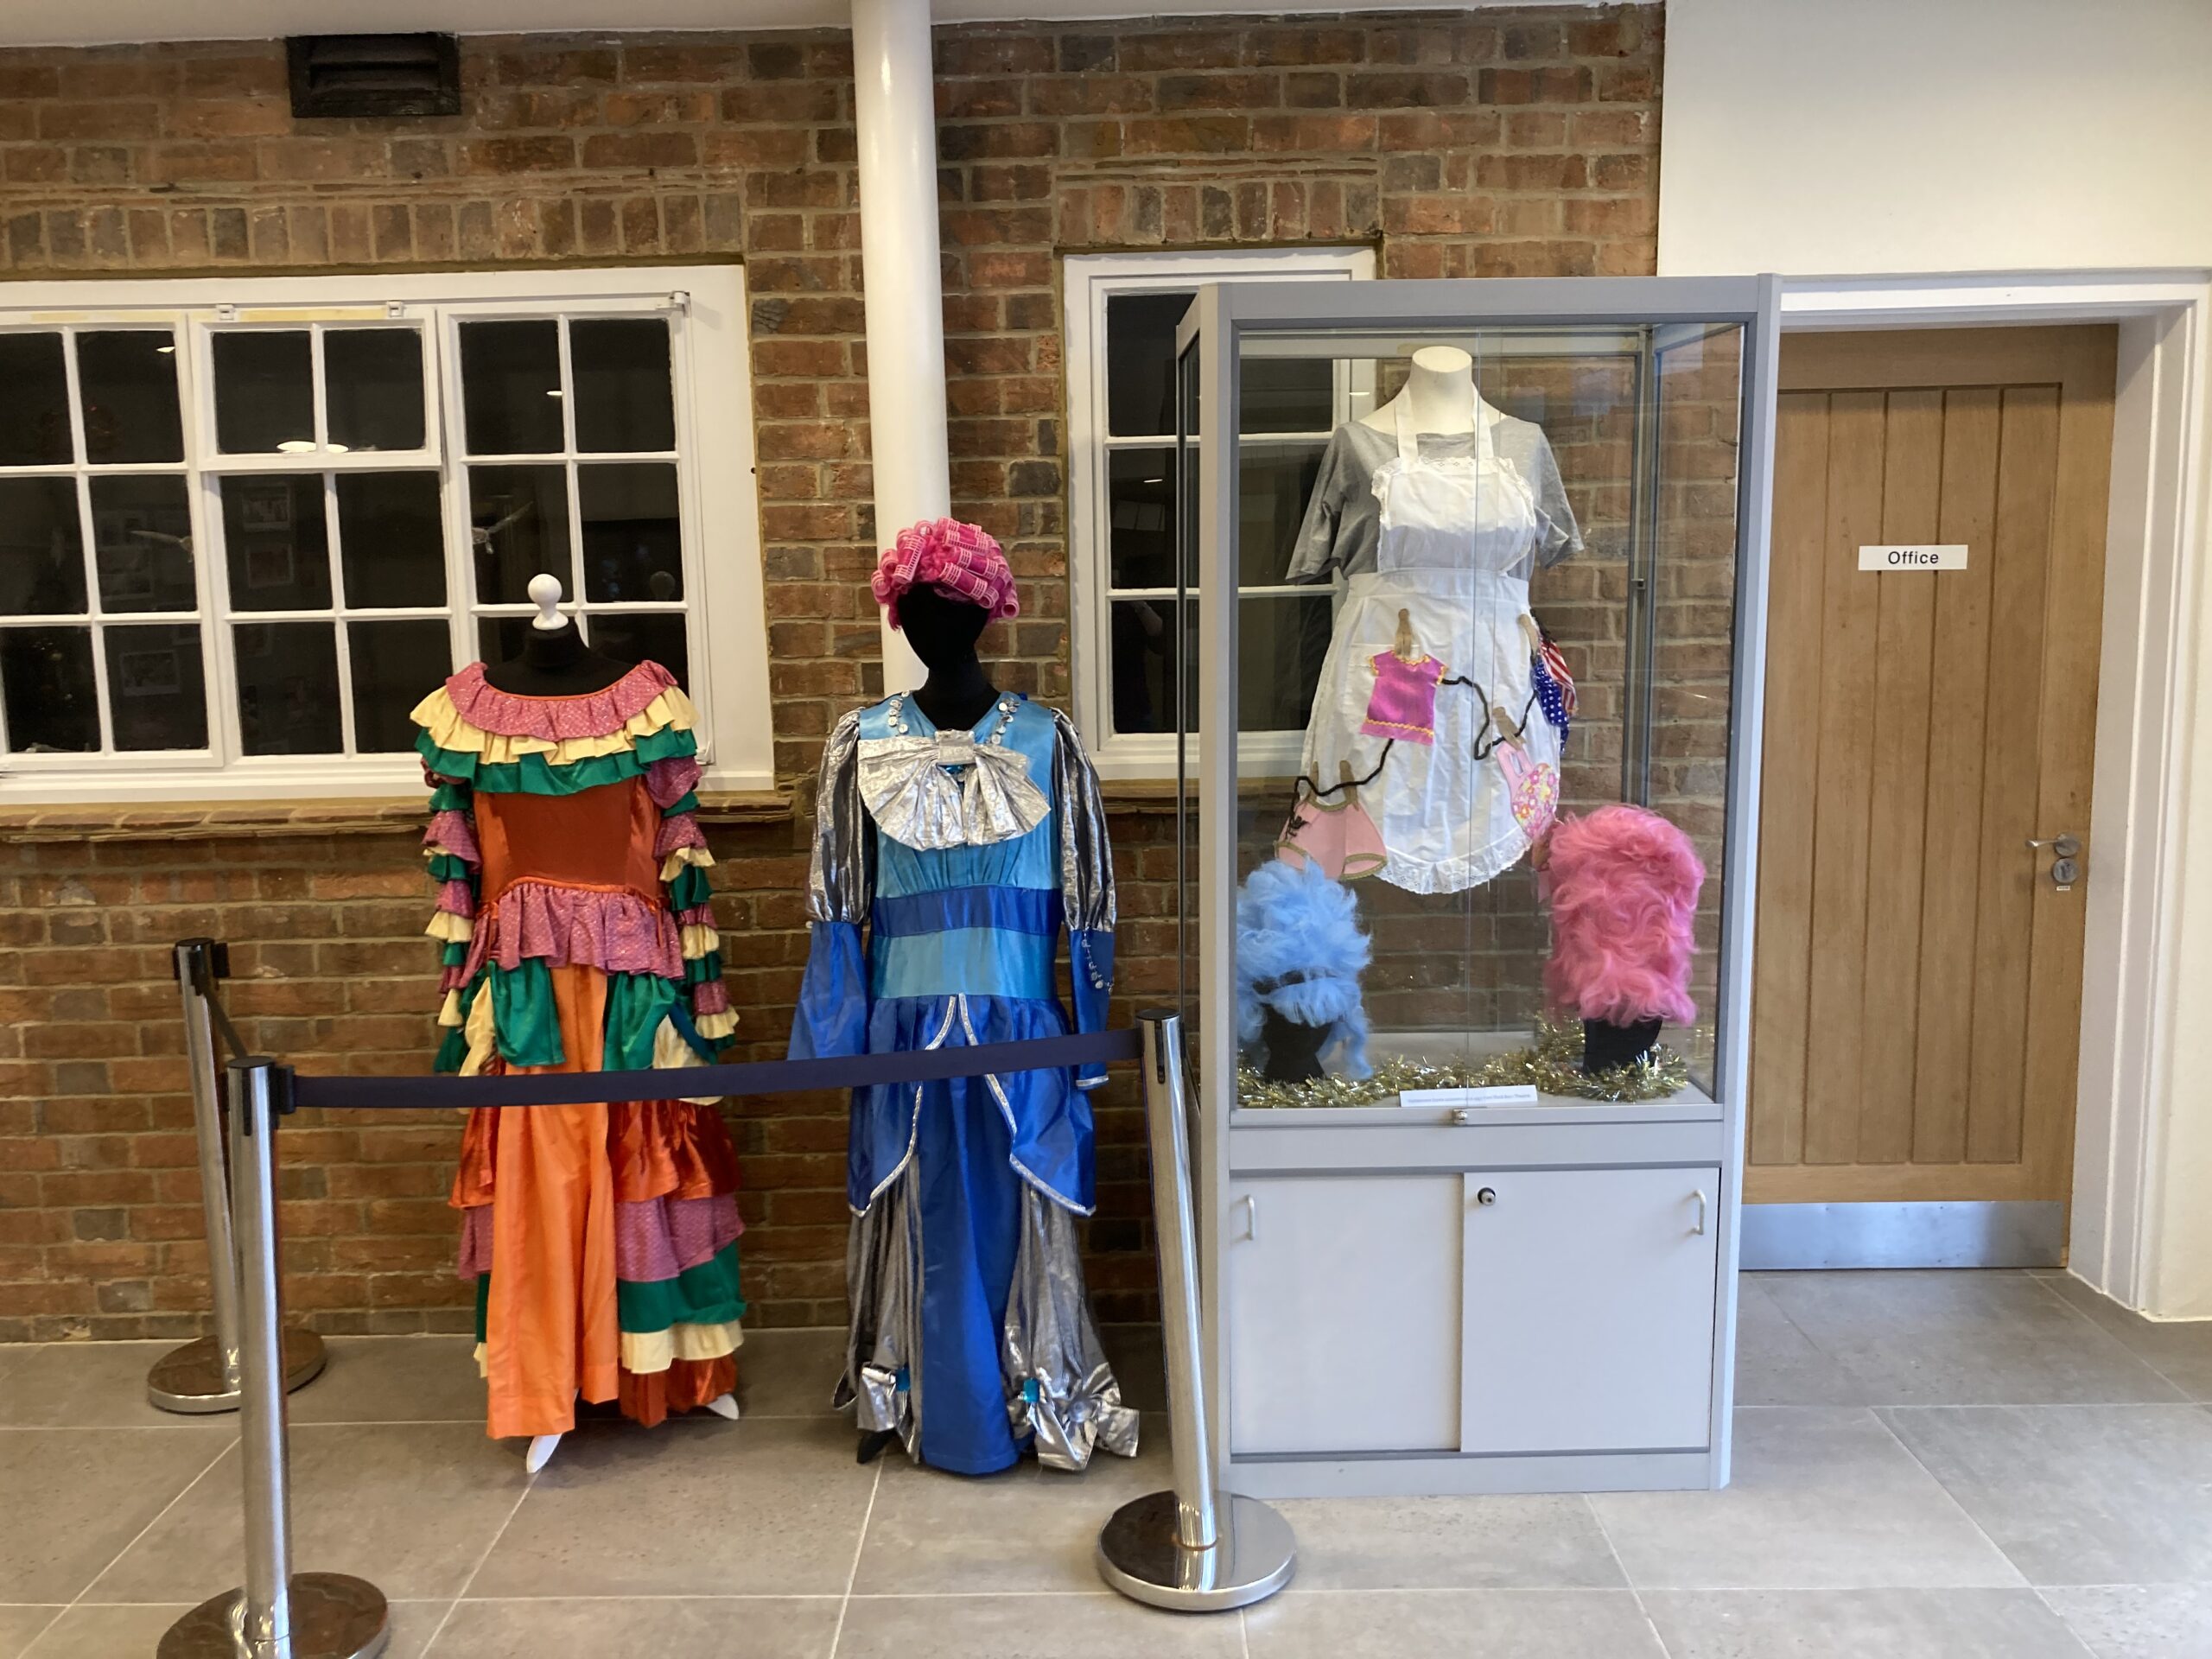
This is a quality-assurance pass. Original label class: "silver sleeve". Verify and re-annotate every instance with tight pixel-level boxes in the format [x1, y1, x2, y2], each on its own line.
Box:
[807, 709, 873, 925]
[1050, 708, 1116, 935]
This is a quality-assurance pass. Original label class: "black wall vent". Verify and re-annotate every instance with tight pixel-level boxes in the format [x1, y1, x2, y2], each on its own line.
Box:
[287, 34, 461, 120]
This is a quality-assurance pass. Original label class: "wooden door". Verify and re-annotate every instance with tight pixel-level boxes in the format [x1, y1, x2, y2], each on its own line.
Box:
[1750, 327, 2115, 1211]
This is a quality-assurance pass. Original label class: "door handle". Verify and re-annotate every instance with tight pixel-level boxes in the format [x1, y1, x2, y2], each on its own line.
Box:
[1474, 1185, 1497, 1206]
[1240, 1193, 1258, 1243]
[1690, 1190, 1708, 1236]
[2027, 833, 2084, 891]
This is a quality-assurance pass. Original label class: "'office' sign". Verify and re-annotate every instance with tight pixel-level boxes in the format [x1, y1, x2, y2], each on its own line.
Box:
[1859, 544, 1968, 571]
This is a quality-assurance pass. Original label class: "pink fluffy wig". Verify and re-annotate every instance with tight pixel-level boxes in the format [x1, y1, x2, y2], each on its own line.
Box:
[1542, 804, 1706, 1027]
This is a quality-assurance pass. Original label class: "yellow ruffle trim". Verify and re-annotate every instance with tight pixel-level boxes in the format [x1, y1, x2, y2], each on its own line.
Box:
[661, 845, 714, 883]
[438, 988, 465, 1030]
[621, 1320, 743, 1374]
[426, 911, 474, 944]
[694, 1009, 738, 1041]
[654, 1014, 721, 1106]
[459, 984, 499, 1077]
[411, 684, 697, 766]
[680, 923, 720, 960]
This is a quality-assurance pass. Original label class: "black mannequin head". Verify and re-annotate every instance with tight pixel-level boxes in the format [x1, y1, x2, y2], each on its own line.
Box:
[895, 584, 999, 731]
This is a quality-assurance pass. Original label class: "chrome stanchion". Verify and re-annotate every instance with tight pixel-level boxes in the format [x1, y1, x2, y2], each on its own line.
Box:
[149, 941, 325, 1414]
[1097, 1010, 1294, 1612]
[160, 1058, 389, 1659]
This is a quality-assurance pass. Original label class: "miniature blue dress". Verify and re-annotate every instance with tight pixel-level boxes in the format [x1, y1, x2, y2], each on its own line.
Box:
[790, 689, 1137, 1476]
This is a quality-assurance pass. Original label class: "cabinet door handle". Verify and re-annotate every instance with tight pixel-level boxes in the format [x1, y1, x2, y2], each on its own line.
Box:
[1474, 1186, 1497, 1206]
[1240, 1193, 1258, 1243]
[1691, 1189, 1708, 1236]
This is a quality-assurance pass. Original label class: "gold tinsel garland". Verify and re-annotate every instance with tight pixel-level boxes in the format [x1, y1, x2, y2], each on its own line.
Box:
[1236, 1018, 1692, 1110]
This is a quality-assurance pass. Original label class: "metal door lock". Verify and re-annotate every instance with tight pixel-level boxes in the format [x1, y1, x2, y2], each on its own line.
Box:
[2028, 834, 2084, 891]
[2051, 857, 2080, 890]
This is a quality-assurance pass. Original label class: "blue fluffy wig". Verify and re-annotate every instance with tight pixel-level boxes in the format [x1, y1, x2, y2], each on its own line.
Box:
[1236, 858, 1373, 1078]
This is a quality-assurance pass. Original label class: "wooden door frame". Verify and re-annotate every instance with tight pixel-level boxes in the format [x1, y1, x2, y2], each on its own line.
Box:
[1775, 272, 2212, 1317]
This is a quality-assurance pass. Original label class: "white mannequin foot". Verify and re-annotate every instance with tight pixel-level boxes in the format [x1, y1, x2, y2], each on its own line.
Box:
[525, 1432, 563, 1473]
[703, 1392, 740, 1421]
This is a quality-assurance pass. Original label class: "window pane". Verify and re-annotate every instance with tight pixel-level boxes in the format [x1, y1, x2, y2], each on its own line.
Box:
[77, 331, 184, 463]
[579, 463, 681, 602]
[1110, 595, 1185, 735]
[213, 332, 316, 454]
[468, 464, 570, 605]
[325, 328, 425, 453]
[0, 334, 71, 466]
[1105, 291, 1192, 437]
[1237, 442, 1327, 586]
[460, 321, 563, 454]
[1241, 358, 1333, 435]
[1, 626, 98, 751]
[571, 320, 676, 453]
[234, 621, 340, 753]
[349, 618, 450, 752]
[222, 476, 330, 612]
[92, 475, 196, 614]
[105, 623, 207, 750]
[1238, 593, 1332, 730]
[1107, 448, 1176, 591]
[0, 477, 86, 614]
[337, 472, 445, 609]
[585, 610, 688, 684]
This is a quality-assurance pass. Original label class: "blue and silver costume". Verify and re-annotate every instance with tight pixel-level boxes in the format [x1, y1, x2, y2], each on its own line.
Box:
[791, 690, 1137, 1476]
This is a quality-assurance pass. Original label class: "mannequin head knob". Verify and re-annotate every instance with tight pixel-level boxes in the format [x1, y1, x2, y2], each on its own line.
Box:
[527, 572, 566, 632]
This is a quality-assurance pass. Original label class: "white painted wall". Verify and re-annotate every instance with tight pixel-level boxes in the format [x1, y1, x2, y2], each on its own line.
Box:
[1657, 0, 2212, 277]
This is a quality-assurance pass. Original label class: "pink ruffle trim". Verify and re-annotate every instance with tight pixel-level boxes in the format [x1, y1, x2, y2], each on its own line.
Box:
[646, 754, 701, 809]
[458, 1191, 741, 1282]
[654, 813, 708, 859]
[442, 660, 679, 743]
[435, 879, 475, 919]
[465, 880, 683, 981]
[424, 810, 480, 866]
[691, 979, 732, 1017]
[676, 904, 716, 930]
[439, 963, 470, 995]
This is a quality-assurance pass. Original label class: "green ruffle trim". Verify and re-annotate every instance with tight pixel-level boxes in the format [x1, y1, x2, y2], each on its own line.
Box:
[664, 791, 699, 817]
[603, 972, 681, 1073]
[441, 939, 469, 969]
[491, 958, 565, 1069]
[670, 864, 712, 912]
[683, 951, 724, 989]
[442, 963, 710, 1076]
[415, 726, 697, 796]
[618, 1243, 747, 1334]
[427, 852, 474, 883]
[668, 1001, 729, 1059]
[429, 782, 472, 813]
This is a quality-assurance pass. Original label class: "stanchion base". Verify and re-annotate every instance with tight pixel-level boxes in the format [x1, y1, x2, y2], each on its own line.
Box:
[149, 1327, 327, 1414]
[1096, 1490, 1296, 1612]
[158, 1573, 389, 1659]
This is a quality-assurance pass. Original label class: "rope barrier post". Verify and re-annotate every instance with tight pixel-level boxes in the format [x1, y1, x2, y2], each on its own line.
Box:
[160, 1058, 389, 1659]
[150, 941, 327, 1414]
[1097, 1010, 1295, 1612]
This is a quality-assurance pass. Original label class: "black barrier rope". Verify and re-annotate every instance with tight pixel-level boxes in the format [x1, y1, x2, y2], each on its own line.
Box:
[285, 1026, 1147, 1112]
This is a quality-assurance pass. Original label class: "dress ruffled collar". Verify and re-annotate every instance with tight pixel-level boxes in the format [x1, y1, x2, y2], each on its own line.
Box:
[442, 660, 679, 742]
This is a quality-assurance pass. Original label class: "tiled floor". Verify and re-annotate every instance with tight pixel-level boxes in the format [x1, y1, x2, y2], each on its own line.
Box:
[3, 1269, 2211, 1656]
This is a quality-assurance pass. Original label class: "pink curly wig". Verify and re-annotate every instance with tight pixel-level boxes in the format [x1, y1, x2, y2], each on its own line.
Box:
[1543, 804, 1706, 1027]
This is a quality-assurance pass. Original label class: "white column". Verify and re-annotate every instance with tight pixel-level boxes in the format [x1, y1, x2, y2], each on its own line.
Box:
[850, 0, 943, 694]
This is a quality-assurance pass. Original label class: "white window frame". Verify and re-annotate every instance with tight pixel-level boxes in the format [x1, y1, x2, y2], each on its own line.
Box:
[1065, 246, 1376, 782]
[0, 264, 773, 804]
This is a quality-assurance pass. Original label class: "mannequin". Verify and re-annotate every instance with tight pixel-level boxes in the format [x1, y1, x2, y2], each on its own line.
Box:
[482, 574, 632, 698]
[899, 584, 1000, 730]
[1359, 345, 1488, 436]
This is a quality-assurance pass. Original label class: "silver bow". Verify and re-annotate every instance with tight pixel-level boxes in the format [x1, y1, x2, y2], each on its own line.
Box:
[856, 731, 1052, 851]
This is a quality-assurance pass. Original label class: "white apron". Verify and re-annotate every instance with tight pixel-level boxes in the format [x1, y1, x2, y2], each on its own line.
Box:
[1296, 399, 1560, 895]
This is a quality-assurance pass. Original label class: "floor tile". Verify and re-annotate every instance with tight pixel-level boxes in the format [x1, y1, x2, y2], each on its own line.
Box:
[2036, 1273, 2212, 1401]
[850, 1423, 1163, 1596]
[1589, 1408, 2019, 1590]
[0, 1340, 194, 1428]
[86, 1424, 525, 1604]
[1640, 1587, 2094, 1656]
[1731, 1279, 1875, 1408]
[428, 1596, 837, 1657]
[1273, 1494, 1624, 1590]
[469, 1414, 875, 1599]
[1243, 1588, 1662, 1657]
[289, 1337, 487, 1425]
[0, 1427, 232, 1603]
[835, 1592, 1240, 1659]
[1759, 1272, 2183, 1407]
[0, 1609, 58, 1659]
[733, 1327, 848, 1420]
[26, 1598, 445, 1659]
[1884, 1404, 2212, 1585]
[2041, 1583, 2212, 1658]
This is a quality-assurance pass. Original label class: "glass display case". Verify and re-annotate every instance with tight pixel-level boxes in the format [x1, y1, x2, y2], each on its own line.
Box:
[1171, 277, 1780, 1497]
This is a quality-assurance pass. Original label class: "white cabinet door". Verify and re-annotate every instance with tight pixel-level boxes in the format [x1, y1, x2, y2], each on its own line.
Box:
[1224, 1174, 1462, 1456]
[1460, 1166, 1719, 1455]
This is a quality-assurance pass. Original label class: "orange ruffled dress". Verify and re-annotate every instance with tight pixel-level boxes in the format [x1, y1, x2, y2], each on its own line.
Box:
[411, 660, 745, 1440]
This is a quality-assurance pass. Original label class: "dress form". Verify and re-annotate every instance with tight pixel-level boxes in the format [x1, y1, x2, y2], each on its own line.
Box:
[899, 585, 1001, 731]
[482, 574, 632, 698]
[1360, 345, 1491, 436]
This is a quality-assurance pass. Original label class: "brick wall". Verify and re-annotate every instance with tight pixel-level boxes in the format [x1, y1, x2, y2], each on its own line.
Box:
[0, 10, 1664, 1339]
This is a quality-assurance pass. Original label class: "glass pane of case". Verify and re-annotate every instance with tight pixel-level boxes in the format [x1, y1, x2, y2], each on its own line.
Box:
[91, 475, 195, 614]
[469, 464, 569, 605]
[0, 477, 86, 615]
[76, 331, 183, 464]
[460, 321, 563, 455]
[324, 328, 425, 453]
[0, 333, 72, 466]
[571, 320, 675, 454]
[1105, 291, 1190, 437]
[578, 462, 681, 602]
[234, 620, 340, 753]
[337, 472, 444, 609]
[221, 475, 330, 612]
[213, 332, 315, 454]
[0, 626, 98, 750]
[105, 622, 207, 750]
[1186, 302, 1751, 1110]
